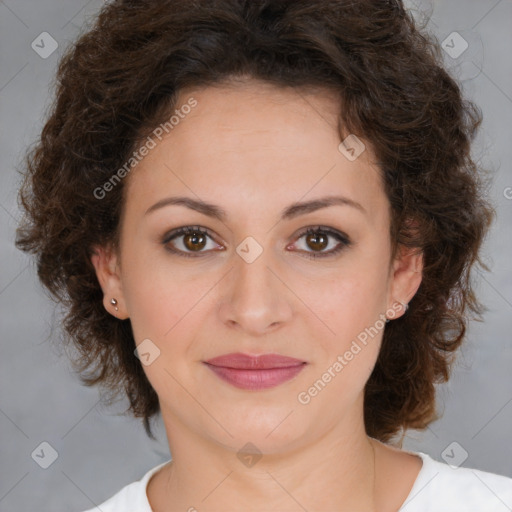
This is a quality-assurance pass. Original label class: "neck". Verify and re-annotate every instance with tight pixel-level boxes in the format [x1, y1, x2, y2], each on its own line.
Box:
[153, 406, 379, 511]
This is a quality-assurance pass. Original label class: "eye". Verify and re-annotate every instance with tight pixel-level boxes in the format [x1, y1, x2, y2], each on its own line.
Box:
[289, 226, 351, 259]
[162, 225, 351, 259]
[162, 226, 222, 258]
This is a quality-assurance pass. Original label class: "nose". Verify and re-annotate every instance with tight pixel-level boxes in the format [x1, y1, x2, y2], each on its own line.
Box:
[217, 245, 293, 337]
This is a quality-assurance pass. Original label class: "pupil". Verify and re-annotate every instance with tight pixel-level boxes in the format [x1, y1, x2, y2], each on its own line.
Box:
[307, 232, 327, 251]
[185, 232, 206, 251]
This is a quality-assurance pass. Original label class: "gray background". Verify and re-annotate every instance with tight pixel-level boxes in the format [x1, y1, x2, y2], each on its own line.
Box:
[1, 1, 511, 511]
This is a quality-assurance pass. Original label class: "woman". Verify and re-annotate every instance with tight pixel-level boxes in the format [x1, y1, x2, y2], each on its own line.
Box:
[15, 0, 512, 510]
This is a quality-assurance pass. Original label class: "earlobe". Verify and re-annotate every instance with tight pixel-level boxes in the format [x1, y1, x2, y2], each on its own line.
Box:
[90, 244, 129, 319]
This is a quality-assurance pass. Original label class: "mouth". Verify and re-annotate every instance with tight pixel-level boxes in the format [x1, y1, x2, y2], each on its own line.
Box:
[203, 352, 307, 390]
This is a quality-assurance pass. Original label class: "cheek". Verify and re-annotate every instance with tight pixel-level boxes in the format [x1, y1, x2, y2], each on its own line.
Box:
[121, 264, 203, 398]
[122, 276, 172, 341]
[300, 246, 389, 377]
[309, 254, 389, 334]
[297, 273, 387, 415]
[119, 243, 184, 343]
[121, 246, 215, 362]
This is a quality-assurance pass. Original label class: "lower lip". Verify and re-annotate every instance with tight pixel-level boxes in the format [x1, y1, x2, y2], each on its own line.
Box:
[204, 363, 306, 390]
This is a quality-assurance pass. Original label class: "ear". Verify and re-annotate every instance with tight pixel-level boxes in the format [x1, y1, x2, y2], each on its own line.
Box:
[90, 244, 129, 320]
[387, 244, 423, 319]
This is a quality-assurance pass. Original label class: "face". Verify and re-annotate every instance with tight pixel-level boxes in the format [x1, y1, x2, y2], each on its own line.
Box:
[92, 79, 422, 455]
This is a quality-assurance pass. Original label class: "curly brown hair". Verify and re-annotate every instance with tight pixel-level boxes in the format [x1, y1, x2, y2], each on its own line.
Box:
[15, 0, 494, 443]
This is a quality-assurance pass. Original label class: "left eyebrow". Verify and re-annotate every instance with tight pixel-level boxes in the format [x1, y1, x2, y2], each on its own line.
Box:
[144, 194, 367, 220]
[280, 195, 367, 220]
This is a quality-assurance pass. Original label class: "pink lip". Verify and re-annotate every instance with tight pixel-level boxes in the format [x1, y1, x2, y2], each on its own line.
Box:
[203, 353, 307, 390]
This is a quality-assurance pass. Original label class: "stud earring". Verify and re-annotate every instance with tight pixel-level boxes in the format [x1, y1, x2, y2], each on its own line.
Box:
[385, 300, 409, 323]
[400, 301, 409, 313]
[110, 298, 119, 311]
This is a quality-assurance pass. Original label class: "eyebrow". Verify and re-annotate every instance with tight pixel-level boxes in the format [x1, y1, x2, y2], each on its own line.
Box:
[145, 194, 366, 220]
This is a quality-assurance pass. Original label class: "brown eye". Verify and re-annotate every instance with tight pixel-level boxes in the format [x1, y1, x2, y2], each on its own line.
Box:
[183, 230, 207, 251]
[292, 226, 351, 259]
[305, 231, 329, 252]
[162, 226, 221, 258]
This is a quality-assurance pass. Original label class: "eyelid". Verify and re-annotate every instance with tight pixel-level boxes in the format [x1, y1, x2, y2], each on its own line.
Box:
[288, 225, 351, 259]
[162, 225, 224, 258]
[162, 224, 351, 258]
[293, 225, 351, 245]
[161, 225, 216, 244]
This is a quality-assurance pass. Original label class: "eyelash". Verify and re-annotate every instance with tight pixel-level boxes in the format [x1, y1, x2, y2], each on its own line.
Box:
[162, 225, 351, 259]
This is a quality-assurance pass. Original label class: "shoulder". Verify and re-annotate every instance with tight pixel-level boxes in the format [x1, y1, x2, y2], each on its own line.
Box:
[79, 459, 170, 512]
[400, 451, 512, 512]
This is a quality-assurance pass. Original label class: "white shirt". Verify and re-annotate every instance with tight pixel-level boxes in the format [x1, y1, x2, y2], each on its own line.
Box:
[81, 450, 512, 511]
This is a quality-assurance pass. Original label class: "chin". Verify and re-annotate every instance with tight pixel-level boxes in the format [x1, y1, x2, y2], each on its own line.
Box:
[209, 408, 310, 454]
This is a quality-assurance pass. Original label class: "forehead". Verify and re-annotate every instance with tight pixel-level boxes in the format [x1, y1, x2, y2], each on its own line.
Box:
[123, 80, 387, 222]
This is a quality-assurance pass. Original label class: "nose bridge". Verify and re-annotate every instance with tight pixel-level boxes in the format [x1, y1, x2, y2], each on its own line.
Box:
[219, 239, 292, 334]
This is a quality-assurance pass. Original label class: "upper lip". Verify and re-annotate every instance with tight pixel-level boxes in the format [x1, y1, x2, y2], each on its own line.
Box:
[204, 353, 306, 370]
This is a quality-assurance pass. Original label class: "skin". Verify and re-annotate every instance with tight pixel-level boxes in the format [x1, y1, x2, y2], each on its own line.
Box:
[91, 78, 424, 511]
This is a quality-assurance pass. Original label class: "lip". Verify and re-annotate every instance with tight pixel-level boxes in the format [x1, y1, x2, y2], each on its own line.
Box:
[203, 352, 307, 390]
